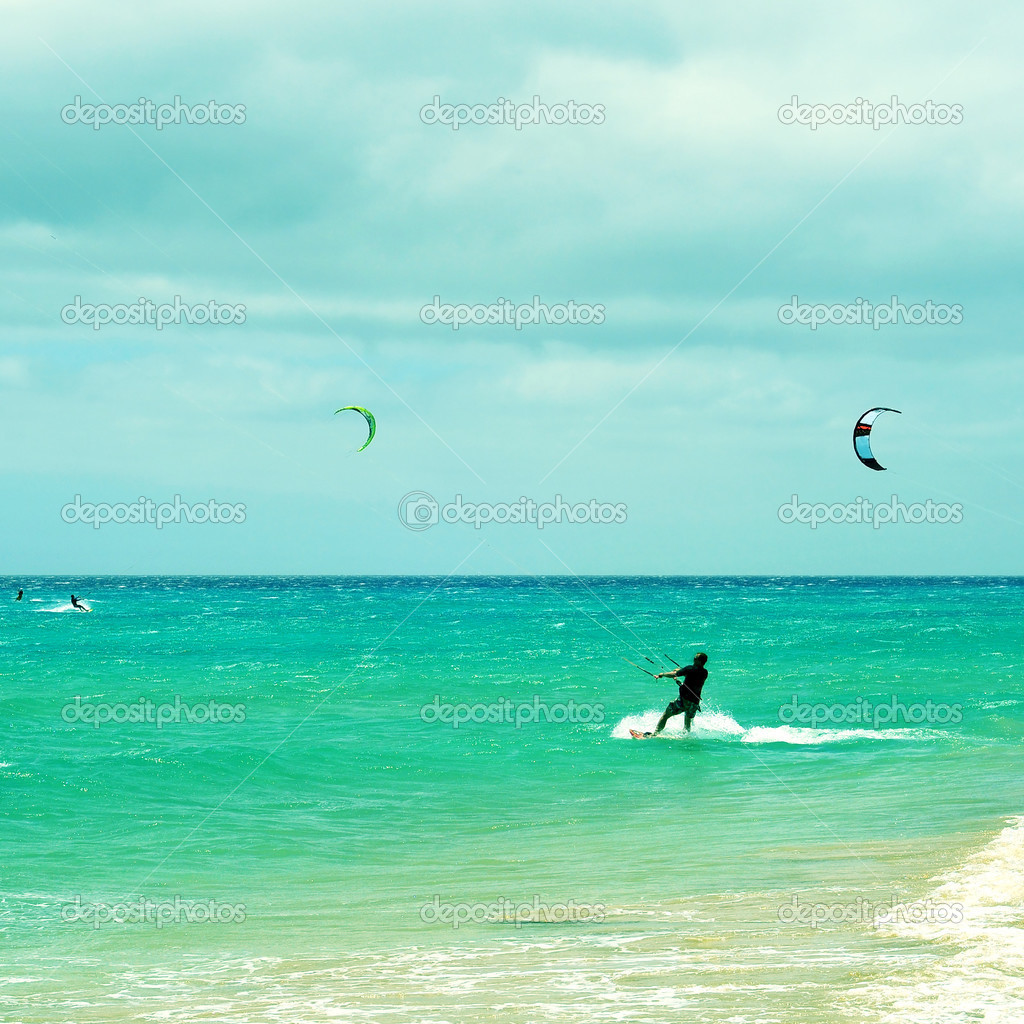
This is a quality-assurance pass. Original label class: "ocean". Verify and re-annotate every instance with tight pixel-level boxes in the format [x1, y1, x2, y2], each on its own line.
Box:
[2, 576, 1022, 1022]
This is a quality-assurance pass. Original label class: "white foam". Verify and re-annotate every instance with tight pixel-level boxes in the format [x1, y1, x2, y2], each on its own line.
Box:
[879, 816, 1024, 941]
[612, 711, 944, 745]
[611, 709, 745, 740]
[742, 724, 931, 745]
[851, 817, 1024, 1022]
[611, 711, 673, 739]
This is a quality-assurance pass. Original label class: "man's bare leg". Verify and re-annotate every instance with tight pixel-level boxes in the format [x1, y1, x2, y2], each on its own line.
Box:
[651, 706, 678, 736]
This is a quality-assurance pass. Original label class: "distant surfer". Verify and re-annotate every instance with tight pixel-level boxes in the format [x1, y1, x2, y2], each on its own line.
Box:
[648, 653, 708, 735]
[70, 594, 87, 611]
[15, 589, 22, 601]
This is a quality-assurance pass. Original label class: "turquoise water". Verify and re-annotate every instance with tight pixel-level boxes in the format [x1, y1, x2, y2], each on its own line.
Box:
[2, 577, 1023, 1022]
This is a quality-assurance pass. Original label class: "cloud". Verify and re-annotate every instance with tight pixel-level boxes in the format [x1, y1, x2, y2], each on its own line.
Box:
[0, 0, 1022, 570]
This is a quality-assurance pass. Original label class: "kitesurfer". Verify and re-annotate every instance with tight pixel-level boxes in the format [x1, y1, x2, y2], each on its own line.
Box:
[15, 589, 22, 601]
[647, 653, 709, 735]
[70, 594, 87, 611]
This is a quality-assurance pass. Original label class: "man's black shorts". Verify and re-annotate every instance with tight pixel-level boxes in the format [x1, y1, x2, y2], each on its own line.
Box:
[667, 698, 700, 716]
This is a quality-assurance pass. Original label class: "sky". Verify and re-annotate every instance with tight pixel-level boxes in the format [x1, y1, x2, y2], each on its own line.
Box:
[1, 0, 1021, 574]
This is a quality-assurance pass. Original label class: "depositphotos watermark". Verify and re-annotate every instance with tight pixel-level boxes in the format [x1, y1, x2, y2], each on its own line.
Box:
[399, 493, 627, 531]
[778, 696, 963, 729]
[420, 95, 605, 130]
[778, 496, 963, 529]
[420, 296, 605, 330]
[420, 896, 606, 928]
[778, 95, 963, 130]
[421, 695, 605, 729]
[778, 896, 963, 929]
[62, 697, 247, 729]
[61, 496, 247, 529]
[61, 96, 246, 129]
[778, 296, 963, 330]
[61, 896, 246, 928]
[61, 296, 247, 330]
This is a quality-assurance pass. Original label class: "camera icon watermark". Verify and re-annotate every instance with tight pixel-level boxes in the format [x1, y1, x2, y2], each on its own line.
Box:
[61, 896, 246, 928]
[778, 496, 963, 529]
[398, 491, 440, 531]
[778, 695, 962, 729]
[397, 492, 627, 531]
[777, 896, 963, 929]
[419, 896, 606, 928]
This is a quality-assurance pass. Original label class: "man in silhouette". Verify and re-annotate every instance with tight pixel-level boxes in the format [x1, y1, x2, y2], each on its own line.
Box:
[648, 653, 709, 735]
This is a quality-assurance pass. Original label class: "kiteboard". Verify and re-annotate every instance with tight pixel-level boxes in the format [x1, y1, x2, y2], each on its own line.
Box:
[629, 729, 654, 739]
